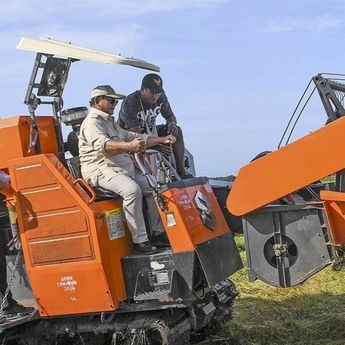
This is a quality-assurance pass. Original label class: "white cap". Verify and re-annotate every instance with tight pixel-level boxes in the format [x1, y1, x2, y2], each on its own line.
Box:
[90, 85, 125, 99]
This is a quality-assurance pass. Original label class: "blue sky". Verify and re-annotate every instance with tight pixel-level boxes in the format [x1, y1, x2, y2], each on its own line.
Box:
[1, 0, 344, 176]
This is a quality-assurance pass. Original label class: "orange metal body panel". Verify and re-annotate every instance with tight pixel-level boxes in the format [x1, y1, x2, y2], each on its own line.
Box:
[159, 181, 230, 253]
[227, 116, 345, 216]
[8, 154, 131, 317]
[95, 199, 133, 303]
[0, 116, 59, 170]
[320, 191, 345, 246]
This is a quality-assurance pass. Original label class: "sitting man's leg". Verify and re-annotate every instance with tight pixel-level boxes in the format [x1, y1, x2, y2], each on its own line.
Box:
[157, 124, 190, 178]
[171, 126, 187, 178]
[98, 174, 157, 254]
[135, 171, 170, 247]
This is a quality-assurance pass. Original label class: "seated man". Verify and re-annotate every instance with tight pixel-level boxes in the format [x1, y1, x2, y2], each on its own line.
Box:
[0, 171, 34, 319]
[79, 85, 175, 254]
[118, 73, 191, 179]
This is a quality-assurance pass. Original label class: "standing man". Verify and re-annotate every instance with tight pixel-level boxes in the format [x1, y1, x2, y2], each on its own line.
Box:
[79, 85, 175, 254]
[118, 74, 191, 179]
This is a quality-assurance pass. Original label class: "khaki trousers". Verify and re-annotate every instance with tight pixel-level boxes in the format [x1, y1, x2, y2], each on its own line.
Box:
[97, 170, 164, 244]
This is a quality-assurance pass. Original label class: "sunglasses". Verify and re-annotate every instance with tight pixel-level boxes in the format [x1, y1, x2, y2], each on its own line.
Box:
[103, 96, 118, 105]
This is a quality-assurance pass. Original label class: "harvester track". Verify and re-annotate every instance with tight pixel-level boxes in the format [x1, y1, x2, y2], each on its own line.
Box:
[0, 295, 236, 345]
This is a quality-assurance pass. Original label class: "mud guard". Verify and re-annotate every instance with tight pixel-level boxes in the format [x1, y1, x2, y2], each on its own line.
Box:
[195, 231, 243, 287]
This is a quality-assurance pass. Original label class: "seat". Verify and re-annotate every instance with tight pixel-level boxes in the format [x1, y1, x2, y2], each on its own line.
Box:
[66, 157, 119, 201]
[67, 131, 80, 157]
[67, 156, 82, 179]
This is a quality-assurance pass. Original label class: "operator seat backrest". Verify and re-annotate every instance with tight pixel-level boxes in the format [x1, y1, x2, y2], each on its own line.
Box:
[67, 156, 82, 179]
[67, 131, 80, 157]
[66, 145, 119, 201]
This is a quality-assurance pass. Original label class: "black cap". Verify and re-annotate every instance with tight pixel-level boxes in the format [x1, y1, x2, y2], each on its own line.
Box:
[141, 74, 163, 94]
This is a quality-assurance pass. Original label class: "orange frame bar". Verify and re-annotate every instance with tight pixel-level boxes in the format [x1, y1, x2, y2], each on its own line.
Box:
[228, 116, 345, 216]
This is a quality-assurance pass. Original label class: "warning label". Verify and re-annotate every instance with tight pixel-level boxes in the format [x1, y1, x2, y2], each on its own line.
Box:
[105, 208, 125, 240]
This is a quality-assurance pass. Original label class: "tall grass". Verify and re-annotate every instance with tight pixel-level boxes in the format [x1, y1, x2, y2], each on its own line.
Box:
[202, 236, 345, 345]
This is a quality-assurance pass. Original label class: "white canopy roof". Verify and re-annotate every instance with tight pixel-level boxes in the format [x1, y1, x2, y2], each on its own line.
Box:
[17, 37, 160, 72]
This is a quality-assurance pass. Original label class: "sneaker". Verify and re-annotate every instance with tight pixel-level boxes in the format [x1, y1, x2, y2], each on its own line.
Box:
[133, 241, 158, 254]
[3, 303, 35, 317]
[151, 232, 170, 247]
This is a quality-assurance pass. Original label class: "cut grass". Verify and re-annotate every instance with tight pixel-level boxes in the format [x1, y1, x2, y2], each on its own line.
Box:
[202, 237, 345, 345]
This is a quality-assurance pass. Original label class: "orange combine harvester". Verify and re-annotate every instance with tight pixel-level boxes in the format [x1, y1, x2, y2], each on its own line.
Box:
[227, 74, 345, 287]
[1, 37, 345, 344]
[0, 37, 242, 344]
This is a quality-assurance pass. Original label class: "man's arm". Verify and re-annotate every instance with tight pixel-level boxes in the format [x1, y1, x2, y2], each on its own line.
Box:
[105, 133, 175, 153]
[147, 134, 176, 148]
[118, 94, 143, 132]
[160, 93, 177, 125]
[80, 116, 145, 155]
[159, 93, 179, 137]
[105, 138, 145, 154]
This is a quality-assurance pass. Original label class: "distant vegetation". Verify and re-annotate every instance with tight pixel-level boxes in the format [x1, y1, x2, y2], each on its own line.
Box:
[321, 174, 336, 184]
[210, 172, 336, 185]
[210, 175, 236, 182]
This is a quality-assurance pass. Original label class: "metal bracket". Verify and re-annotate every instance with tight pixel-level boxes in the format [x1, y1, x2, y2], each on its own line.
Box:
[24, 53, 74, 158]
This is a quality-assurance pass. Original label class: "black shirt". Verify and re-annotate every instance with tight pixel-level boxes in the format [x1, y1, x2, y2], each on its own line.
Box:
[118, 90, 176, 133]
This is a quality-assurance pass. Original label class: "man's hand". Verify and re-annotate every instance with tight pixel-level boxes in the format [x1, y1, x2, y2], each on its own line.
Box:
[129, 126, 144, 134]
[128, 138, 145, 152]
[154, 134, 176, 157]
[162, 134, 176, 145]
[147, 134, 176, 149]
[167, 123, 179, 137]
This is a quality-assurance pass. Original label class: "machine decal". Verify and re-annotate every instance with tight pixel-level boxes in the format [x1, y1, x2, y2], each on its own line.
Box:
[194, 190, 216, 231]
[105, 208, 125, 240]
[150, 261, 165, 270]
[202, 302, 216, 315]
[166, 212, 177, 227]
[178, 194, 192, 210]
[57, 276, 78, 292]
[149, 270, 170, 286]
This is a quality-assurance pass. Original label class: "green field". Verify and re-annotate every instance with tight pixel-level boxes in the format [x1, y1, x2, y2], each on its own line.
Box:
[201, 237, 345, 345]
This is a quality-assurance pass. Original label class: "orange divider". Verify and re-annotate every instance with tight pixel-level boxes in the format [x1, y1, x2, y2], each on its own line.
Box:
[227, 116, 345, 216]
[320, 190, 345, 246]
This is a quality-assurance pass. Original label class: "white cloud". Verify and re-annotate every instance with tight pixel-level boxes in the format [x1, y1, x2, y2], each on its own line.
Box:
[0, 0, 227, 24]
[0, 22, 146, 57]
[82, 0, 226, 15]
[259, 20, 298, 33]
[157, 57, 207, 67]
[307, 15, 343, 32]
[40, 24, 146, 56]
[260, 15, 343, 33]
[104, 0, 227, 17]
[0, 0, 226, 61]
[0, 1, 47, 23]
